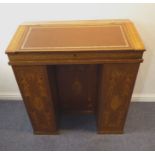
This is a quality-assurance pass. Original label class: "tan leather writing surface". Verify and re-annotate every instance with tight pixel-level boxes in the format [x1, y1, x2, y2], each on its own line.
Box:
[6, 20, 145, 53]
[22, 25, 128, 49]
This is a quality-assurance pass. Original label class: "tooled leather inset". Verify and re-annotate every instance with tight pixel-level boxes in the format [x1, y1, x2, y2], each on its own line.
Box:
[21, 25, 129, 50]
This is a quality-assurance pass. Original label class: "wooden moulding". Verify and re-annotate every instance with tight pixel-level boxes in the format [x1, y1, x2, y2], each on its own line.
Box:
[7, 50, 144, 66]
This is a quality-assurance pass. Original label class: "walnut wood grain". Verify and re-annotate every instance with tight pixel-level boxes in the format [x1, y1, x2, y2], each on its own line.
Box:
[8, 51, 143, 66]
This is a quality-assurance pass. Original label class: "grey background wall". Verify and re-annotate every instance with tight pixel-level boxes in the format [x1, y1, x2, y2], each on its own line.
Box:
[0, 3, 155, 101]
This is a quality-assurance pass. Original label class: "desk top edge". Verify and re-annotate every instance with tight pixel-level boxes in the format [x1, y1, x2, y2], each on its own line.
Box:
[21, 19, 131, 26]
[6, 19, 145, 54]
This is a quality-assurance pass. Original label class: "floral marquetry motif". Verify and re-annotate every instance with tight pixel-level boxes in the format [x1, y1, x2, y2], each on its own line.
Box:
[106, 67, 137, 112]
[97, 63, 140, 133]
[17, 67, 48, 98]
[13, 66, 58, 134]
[110, 95, 122, 111]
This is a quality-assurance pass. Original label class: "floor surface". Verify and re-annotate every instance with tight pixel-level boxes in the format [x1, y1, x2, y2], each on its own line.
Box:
[0, 101, 155, 151]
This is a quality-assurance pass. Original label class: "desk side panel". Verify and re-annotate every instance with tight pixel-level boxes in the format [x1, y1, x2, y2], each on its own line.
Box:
[12, 65, 58, 134]
[97, 63, 140, 133]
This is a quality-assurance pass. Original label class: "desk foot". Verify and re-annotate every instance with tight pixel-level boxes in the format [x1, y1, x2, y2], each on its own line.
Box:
[97, 130, 123, 134]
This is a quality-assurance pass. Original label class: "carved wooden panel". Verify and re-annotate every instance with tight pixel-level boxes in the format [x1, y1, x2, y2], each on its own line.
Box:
[97, 63, 140, 133]
[13, 66, 58, 134]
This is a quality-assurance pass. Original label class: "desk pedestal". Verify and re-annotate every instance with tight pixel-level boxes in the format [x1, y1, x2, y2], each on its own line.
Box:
[97, 63, 139, 134]
[13, 66, 58, 134]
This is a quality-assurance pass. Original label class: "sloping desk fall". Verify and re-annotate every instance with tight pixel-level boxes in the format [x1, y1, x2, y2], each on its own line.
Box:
[6, 20, 145, 134]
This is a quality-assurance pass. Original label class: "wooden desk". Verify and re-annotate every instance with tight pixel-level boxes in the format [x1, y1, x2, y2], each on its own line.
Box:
[6, 20, 145, 134]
